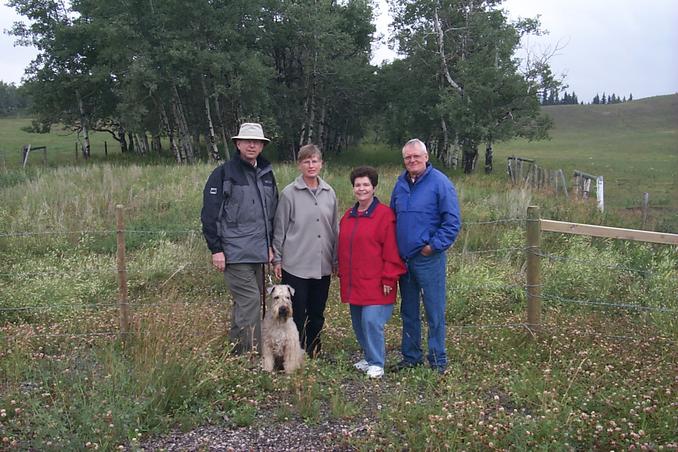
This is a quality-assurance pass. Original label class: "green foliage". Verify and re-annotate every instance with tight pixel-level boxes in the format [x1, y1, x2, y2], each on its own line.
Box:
[0, 81, 28, 116]
[380, 0, 554, 171]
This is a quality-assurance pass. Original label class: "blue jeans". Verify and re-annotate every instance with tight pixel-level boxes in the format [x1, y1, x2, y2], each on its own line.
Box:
[399, 251, 447, 369]
[350, 304, 394, 368]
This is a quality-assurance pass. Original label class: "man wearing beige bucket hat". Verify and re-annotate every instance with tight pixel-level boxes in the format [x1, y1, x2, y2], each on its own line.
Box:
[201, 122, 278, 354]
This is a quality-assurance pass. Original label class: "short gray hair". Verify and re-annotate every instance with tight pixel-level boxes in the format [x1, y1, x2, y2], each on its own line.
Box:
[402, 138, 428, 156]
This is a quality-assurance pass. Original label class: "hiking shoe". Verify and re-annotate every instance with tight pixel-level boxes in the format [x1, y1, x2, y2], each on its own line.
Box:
[391, 360, 423, 372]
[353, 359, 369, 372]
[366, 365, 384, 379]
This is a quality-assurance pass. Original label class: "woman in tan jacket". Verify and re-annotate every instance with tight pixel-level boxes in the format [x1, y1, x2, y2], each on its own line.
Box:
[272, 144, 339, 357]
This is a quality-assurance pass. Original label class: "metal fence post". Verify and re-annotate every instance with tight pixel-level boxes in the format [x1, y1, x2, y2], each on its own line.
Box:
[116, 204, 130, 342]
[526, 206, 542, 334]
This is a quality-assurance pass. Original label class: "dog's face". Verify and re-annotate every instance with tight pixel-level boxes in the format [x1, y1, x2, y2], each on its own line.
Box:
[267, 284, 295, 321]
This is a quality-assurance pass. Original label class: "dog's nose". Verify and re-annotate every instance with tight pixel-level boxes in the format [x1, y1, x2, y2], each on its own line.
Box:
[278, 305, 289, 318]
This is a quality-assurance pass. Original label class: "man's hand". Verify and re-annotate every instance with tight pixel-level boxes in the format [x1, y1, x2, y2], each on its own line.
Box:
[212, 252, 226, 272]
[268, 247, 275, 264]
[420, 244, 433, 257]
[273, 263, 282, 280]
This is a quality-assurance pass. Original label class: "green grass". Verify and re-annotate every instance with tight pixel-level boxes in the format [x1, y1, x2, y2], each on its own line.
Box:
[1, 161, 676, 450]
[0, 116, 119, 170]
[0, 99, 676, 449]
[495, 94, 678, 229]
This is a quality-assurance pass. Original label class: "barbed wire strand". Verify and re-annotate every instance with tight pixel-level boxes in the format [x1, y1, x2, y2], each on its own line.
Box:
[532, 250, 654, 276]
[541, 293, 677, 313]
[0, 218, 526, 238]
[4, 322, 673, 344]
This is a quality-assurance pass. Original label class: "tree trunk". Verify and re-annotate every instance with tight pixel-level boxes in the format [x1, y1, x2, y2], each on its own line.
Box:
[142, 133, 150, 155]
[462, 140, 477, 174]
[157, 96, 181, 163]
[152, 133, 162, 153]
[485, 141, 493, 174]
[132, 134, 141, 154]
[213, 91, 230, 160]
[119, 126, 128, 153]
[75, 89, 91, 159]
[127, 132, 135, 153]
[439, 117, 449, 166]
[171, 84, 195, 163]
[201, 78, 221, 162]
[434, 6, 462, 95]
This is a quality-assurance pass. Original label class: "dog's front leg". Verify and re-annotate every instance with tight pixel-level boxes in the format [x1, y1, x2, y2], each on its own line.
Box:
[262, 347, 274, 372]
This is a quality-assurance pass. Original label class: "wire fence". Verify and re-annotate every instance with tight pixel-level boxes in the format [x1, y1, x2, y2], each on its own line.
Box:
[1, 216, 676, 343]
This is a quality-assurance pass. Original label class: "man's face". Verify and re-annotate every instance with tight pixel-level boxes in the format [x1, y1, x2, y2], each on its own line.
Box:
[236, 139, 265, 164]
[402, 144, 429, 177]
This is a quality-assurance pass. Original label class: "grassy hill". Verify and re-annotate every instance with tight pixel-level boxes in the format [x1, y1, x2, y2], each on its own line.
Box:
[495, 94, 678, 222]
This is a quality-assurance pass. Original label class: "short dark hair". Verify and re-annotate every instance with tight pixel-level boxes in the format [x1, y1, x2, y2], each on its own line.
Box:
[350, 166, 378, 187]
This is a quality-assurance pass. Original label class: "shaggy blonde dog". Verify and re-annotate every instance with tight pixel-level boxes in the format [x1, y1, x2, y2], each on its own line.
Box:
[262, 285, 305, 374]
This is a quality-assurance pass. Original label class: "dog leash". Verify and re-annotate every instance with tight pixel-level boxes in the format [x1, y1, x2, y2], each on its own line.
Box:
[261, 264, 267, 319]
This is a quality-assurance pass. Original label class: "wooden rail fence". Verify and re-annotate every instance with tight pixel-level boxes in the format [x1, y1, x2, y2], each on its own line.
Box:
[525, 205, 678, 334]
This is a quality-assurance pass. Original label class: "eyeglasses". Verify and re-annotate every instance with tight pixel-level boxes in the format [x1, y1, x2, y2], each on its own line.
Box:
[300, 159, 321, 166]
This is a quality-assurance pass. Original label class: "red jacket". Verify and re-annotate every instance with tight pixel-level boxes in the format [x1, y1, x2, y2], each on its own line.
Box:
[338, 198, 406, 305]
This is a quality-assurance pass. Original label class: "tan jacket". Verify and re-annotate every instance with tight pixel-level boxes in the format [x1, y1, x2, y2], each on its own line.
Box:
[272, 175, 338, 279]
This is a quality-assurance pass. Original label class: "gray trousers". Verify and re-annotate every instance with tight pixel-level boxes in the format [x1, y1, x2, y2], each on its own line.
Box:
[224, 263, 263, 354]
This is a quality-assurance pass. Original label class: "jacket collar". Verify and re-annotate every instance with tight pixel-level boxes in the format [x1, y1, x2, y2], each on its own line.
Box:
[293, 174, 331, 191]
[349, 196, 380, 217]
[401, 162, 432, 185]
[232, 151, 271, 172]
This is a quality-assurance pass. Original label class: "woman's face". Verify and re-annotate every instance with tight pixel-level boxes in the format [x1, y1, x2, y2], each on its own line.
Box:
[298, 154, 323, 180]
[353, 176, 375, 204]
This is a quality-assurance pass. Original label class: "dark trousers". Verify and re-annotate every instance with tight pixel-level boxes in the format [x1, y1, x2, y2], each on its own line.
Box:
[282, 270, 330, 357]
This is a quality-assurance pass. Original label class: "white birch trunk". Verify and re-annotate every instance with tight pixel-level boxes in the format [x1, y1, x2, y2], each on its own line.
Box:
[201, 78, 221, 162]
[76, 89, 91, 158]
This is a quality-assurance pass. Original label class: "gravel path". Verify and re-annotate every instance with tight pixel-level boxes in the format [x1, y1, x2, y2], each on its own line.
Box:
[139, 374, 398, 451]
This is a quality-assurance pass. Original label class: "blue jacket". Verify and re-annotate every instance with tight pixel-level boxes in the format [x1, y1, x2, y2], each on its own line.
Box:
[390, 163, 461, 259]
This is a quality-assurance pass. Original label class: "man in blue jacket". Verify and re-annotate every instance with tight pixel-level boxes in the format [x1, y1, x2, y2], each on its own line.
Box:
[390, 138, 461, 373]
[201, 123, 278, 354]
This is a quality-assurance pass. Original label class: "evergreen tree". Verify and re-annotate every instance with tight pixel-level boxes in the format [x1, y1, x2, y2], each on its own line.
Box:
[601, 92, 607, 104]
[592, 94, 600, 104]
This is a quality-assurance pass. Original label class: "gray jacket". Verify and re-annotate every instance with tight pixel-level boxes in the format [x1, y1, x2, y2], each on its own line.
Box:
[201, 153, 278, 264]
[273, 175, 338, 279]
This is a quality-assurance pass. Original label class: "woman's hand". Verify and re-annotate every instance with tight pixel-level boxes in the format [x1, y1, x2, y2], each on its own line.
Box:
[273, 263, 282, 280]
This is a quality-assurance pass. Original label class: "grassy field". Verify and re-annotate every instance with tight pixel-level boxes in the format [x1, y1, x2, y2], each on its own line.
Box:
[1, 159, 676, 450]
[0, 98, 676, 450]
[495, 94, 678, 229]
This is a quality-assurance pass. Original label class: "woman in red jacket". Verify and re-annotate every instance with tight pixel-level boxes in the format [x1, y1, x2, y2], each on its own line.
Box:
[338, 166, 406, 378]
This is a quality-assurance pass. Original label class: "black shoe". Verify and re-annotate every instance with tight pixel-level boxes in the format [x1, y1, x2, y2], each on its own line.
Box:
[391, 360, 423, 372]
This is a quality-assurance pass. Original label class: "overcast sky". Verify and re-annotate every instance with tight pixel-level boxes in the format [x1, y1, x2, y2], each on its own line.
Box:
[2, 0, 677, 102]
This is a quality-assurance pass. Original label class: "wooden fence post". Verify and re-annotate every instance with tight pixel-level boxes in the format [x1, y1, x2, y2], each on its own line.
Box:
[526, 206, 542, 334]
[641, 192, 649, 228]
[557, 169, 568, 197]
[116, 204, 130, 342]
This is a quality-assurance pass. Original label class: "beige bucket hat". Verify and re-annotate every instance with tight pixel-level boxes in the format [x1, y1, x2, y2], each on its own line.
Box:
[231, 122, 270, 144]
